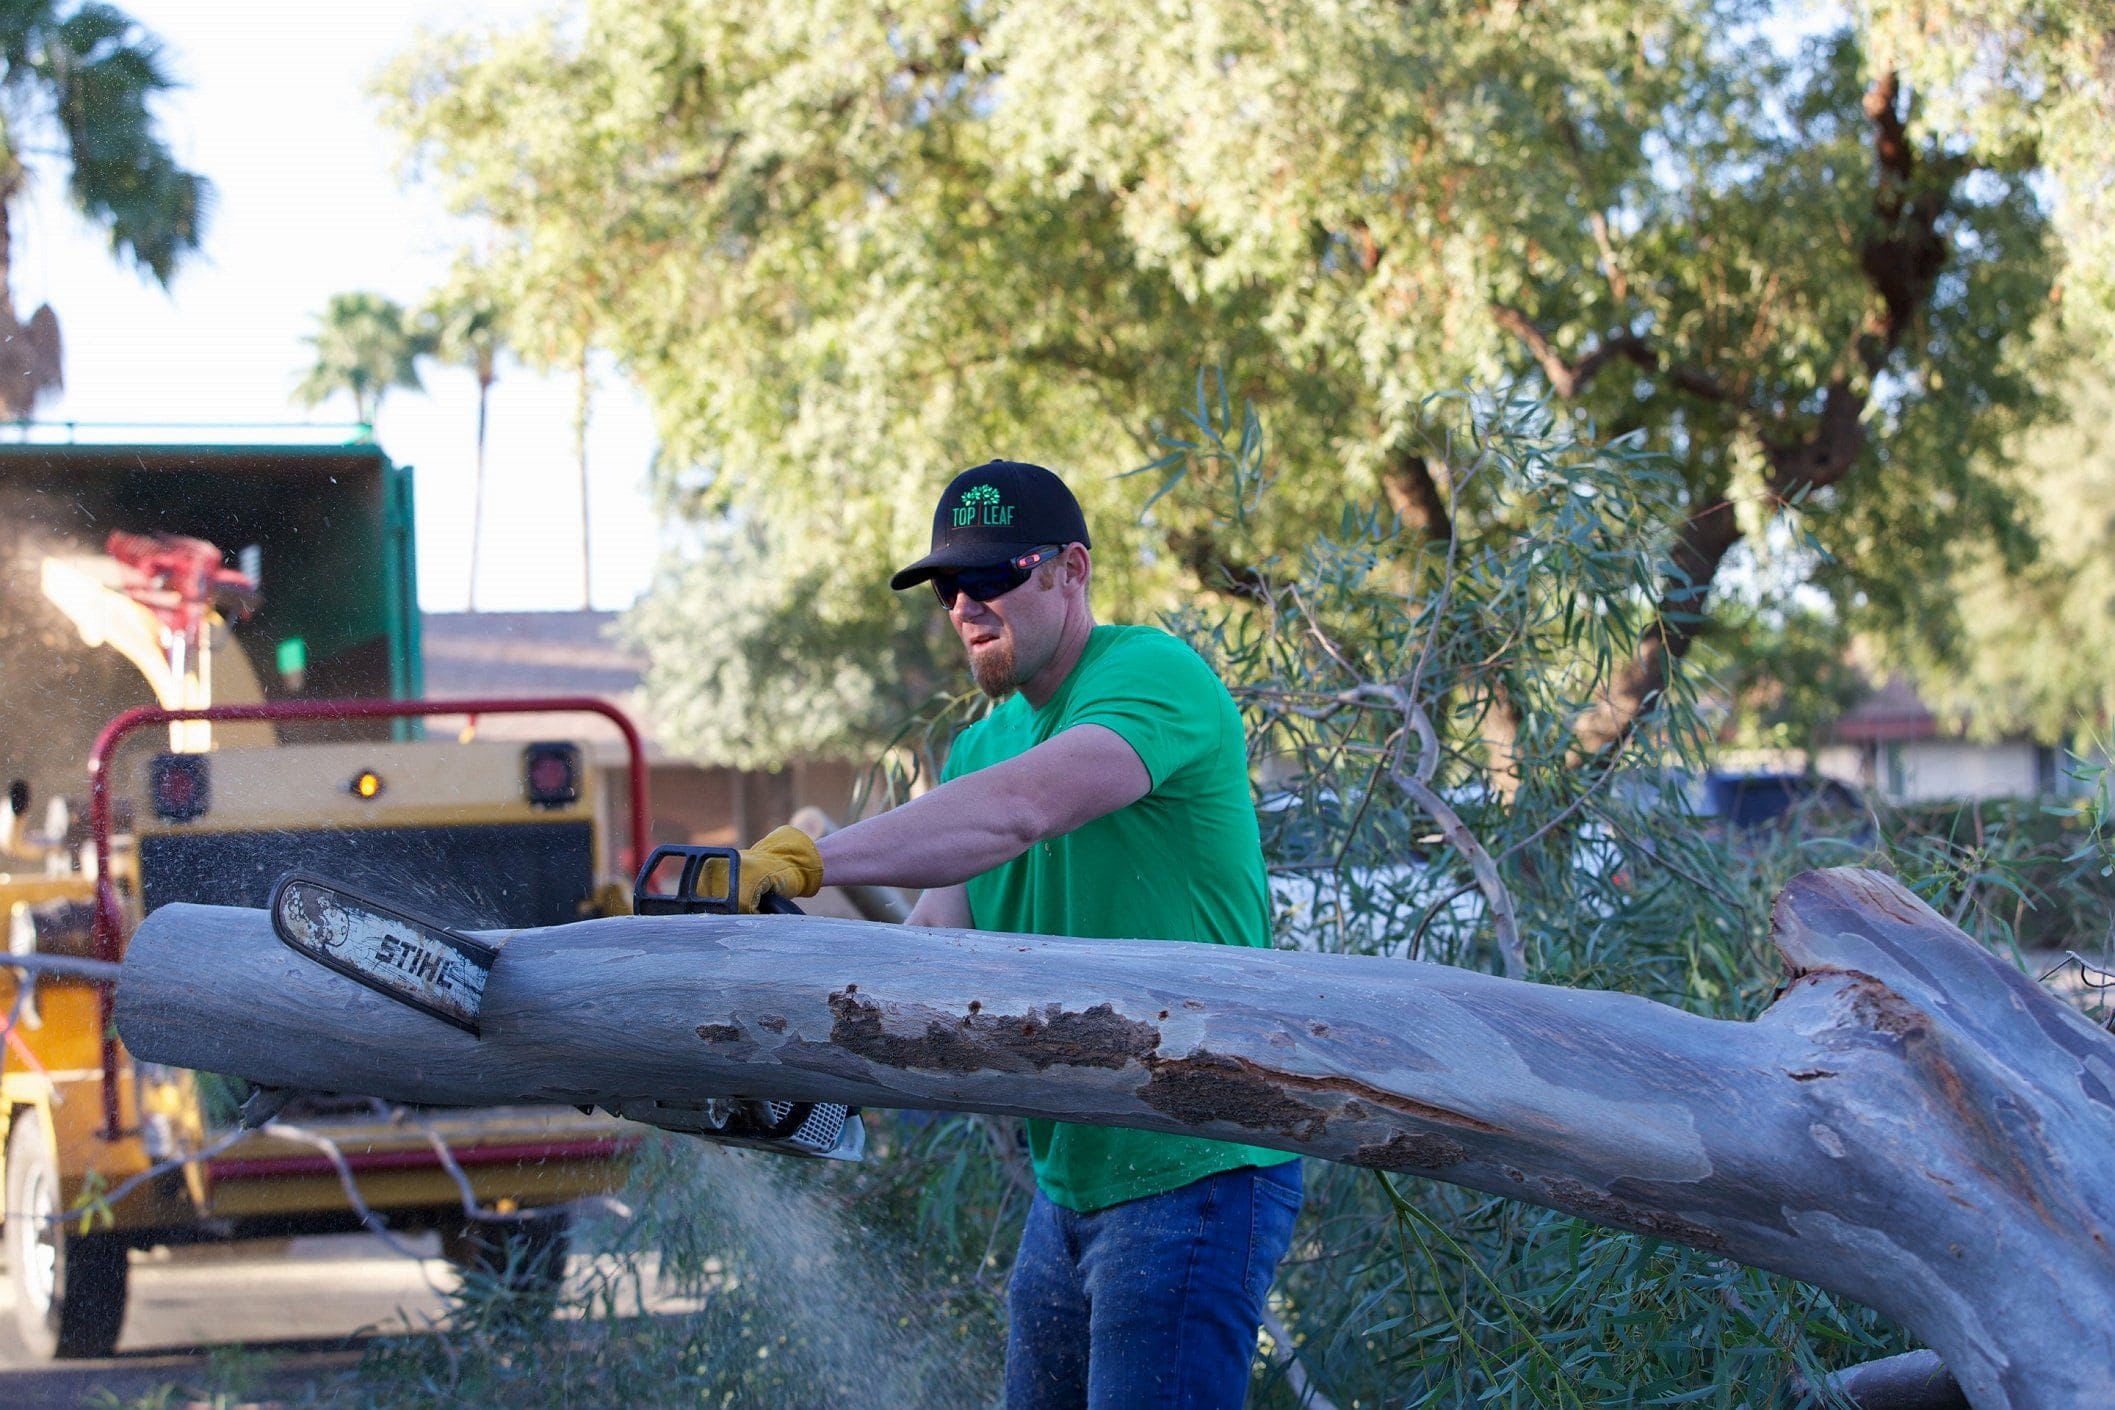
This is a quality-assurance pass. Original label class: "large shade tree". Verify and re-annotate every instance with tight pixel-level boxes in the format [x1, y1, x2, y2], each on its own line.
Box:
[0, 0, 210, 419]
[378, 0, 2084, 771]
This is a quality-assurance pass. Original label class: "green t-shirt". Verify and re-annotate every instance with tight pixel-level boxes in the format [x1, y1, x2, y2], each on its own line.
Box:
[941, 623, 1297, 1212]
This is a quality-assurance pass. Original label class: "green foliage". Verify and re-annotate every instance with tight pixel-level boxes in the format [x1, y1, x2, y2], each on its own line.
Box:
[420, 261, 507, 386]
[319, 1121, 1016, 1410]
[1155, 389, 1954, 1406]
[1698, 605, 1864, 751]
[293, 290, 429, 426]
[378, 0, 2064, 767]
[1863, 0, 2115, 349]
[1891, 366, 2115, 742]
[0, 0, 210, 283]
[1878, 791, 2115, 955]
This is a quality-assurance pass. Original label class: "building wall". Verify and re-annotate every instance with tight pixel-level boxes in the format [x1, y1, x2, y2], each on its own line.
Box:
[1879, 739, 2042, 803]
[1811, 745, 1869, 790]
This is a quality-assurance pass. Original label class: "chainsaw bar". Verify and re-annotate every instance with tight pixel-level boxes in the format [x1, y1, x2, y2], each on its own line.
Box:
[269, 872, 497, 1035]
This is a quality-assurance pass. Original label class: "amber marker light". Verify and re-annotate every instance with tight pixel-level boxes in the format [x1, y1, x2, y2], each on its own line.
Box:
[349, 769, 385, 800]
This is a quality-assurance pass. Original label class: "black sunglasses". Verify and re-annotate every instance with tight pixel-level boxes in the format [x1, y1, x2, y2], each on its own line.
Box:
[933, 544, 1066, 610]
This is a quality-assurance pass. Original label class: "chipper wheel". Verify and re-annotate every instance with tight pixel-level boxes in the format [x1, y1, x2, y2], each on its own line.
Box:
[5, 1117, 128, 1358]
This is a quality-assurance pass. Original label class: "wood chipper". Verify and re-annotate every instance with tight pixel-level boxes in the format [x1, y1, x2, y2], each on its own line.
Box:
[0, 438, 646, 1358]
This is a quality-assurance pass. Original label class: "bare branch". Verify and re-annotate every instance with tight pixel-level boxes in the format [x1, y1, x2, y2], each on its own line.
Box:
[266, 1121, 433, 1260]
[406, 1112, 633, 1229]
[1588, 210, 1629, 304]
[1262, 1303, 1343, 1410]
[1390, 749, 1525, 979]
[4, 953, 123, 982]
[1488, 304, 1655, 398]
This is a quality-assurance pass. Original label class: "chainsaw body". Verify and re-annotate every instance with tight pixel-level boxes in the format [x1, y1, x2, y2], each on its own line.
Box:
[266, 843, 866, 1162]
[622, 844, 866, 1161]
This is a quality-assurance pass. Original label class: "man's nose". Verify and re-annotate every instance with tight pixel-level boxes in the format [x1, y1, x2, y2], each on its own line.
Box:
[949, 592, 990, 624]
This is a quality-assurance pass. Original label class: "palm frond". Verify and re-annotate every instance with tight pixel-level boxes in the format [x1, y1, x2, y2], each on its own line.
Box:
[295, 290, 428, 423]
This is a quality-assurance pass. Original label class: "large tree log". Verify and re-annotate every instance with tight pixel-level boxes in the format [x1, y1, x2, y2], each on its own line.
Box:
[115, 868, 2114, 1409]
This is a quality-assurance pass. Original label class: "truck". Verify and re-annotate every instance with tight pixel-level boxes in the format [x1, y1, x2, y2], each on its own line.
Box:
[0, 435, 643, 1359]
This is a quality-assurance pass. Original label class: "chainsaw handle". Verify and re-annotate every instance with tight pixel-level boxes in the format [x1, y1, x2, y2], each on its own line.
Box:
[633, 843, 808, 916]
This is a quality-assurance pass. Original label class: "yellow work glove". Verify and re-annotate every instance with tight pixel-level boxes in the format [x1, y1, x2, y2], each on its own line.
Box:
[720, 825, 825, 912]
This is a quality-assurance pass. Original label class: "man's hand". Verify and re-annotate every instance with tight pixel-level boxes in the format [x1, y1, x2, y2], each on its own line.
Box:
[720, 825, 825, 912]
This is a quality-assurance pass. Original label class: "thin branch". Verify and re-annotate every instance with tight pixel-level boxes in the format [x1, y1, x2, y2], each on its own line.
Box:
[266, 1121, 430, 1259]
[70, 1100, 627, 1259]
[407, 1112, 634, 1228]
[1494, 749, 1629, 866]
[1391, 761, 1523, 978]
[1384, 690, 1525, 979]
[1489, 304, 1733, 407]
[1487, 304, 1655, 398]
[63, 1120, 257, 1229]
[1588, 211, 1628, 304]
[1407, 879, 1480, 962]
[1261, 1302, 1343, 1410]
[4, 953, 123, 982]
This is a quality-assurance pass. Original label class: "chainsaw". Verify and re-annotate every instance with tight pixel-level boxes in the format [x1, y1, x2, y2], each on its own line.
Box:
[267, 843, 865, 1161]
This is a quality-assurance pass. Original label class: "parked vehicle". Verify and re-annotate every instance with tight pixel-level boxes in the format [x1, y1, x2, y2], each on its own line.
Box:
[1695, 771, 1868, 832]
[1258, 786, 1626, 957]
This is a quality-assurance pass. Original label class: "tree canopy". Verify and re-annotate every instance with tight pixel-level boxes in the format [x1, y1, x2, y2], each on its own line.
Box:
[1864, 0, 2115, 346]
[379, 0, 2098, 767]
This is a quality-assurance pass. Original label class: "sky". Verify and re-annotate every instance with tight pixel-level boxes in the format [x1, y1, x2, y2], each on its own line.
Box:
[12, 1, 658, 615]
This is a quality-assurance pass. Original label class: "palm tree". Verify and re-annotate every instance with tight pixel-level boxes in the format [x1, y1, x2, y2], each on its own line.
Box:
[422, 279, 507, 610]
[571, 336, 592, 610]
[294, 292, 427, 429]
[0, 1, 210, 419]
[519, 298, 602, 608]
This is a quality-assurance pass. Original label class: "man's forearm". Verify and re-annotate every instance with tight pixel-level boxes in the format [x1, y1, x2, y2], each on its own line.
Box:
[812, 725, 1150, 892]
[816, 771, 1039, 889]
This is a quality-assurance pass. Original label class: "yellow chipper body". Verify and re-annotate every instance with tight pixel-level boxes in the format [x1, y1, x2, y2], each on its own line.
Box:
[0, 438, 641, 1358]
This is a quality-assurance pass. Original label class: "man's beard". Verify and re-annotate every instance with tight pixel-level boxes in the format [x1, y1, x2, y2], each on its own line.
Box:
[970, 638, 1018, 699]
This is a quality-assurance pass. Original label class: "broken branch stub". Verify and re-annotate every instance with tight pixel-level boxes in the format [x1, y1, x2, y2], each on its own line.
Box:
[114, 867, 2115, 1410]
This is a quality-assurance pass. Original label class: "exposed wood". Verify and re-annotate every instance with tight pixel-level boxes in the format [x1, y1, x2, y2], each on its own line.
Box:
[115, 868, 2115, 1409]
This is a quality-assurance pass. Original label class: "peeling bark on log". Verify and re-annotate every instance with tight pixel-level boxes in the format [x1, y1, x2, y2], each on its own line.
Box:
[114, 867, 2115, 1410]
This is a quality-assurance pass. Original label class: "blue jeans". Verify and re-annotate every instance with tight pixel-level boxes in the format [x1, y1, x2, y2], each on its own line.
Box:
[1004, 1161, 1303, 1410]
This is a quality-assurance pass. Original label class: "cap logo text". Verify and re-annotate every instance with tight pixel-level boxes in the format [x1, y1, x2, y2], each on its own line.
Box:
[952, 482, 1014, 528]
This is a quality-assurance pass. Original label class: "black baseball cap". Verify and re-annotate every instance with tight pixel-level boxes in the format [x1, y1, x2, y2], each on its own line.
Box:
[889, 460, 1091, 591]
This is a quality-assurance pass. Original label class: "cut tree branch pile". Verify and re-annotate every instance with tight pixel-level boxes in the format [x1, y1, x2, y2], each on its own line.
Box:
[115, 867, 2115, 1409]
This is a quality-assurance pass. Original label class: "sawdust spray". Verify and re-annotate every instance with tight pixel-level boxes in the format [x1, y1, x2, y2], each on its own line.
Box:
[0, 480, 163, 835]
[678, 1140, 994, 1409]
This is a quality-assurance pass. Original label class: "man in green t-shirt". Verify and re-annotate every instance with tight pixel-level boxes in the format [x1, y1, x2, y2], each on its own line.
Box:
[727, 460, 1301, 1409]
